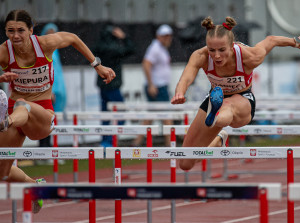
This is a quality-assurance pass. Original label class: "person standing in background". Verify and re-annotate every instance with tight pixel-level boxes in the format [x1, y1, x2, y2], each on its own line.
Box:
[132, 24, 173, 147]
[38, 23, 67, 161]
[94, 24, 135, 147]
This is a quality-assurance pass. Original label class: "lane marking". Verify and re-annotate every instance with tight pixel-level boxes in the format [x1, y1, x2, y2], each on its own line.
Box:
[221, 206, 300, 223]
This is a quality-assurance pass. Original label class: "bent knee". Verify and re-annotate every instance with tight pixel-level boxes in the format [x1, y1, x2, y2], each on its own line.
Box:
[179, 159, 196, 171]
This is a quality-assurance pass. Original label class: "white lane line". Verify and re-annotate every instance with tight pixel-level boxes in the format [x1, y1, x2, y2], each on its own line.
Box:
[221, 206, 300, 223]
[73, 200, 206, 223]
[0, 200, 75, 215]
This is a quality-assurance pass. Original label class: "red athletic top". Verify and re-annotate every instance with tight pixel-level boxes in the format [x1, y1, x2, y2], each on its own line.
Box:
[3, 35, 54, 93]
[204, 44, 253, 94]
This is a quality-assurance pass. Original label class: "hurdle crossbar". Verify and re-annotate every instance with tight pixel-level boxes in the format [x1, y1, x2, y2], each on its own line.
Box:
[55, 110, 300, 121]
[55, 111, 195, 121]
[105, 147, 300, 159]
[8, 182, 281, 200]
[0, 147, 103, 159]
[50, 125, 160, 135]
[163, 125, 300, 135]
[107, 101, 300, 111]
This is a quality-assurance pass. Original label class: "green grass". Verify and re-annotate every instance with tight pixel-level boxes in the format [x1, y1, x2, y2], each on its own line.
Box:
[20, 136, 300, 177]
[20, 159, 147, 178]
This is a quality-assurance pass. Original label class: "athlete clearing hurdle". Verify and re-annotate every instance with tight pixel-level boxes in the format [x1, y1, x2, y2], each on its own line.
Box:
[0, 10, 115, 213]
[171, 16, 300, 171]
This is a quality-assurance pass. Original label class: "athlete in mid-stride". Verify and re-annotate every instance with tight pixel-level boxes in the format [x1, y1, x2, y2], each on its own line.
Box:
[0, 10, 115, 213]
[171, 16, 300, 171]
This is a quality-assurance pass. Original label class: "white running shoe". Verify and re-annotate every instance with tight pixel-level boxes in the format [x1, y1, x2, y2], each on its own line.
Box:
[32, 178, 46, 214]
[0, 90, 9, 132]
[217, 130, 228, 147]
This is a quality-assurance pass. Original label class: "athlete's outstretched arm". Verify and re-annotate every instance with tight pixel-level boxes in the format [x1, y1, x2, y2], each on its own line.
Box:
[171, 47, 208, 104]
[242, 36, 300, 70]
[38, 32, 116, 84]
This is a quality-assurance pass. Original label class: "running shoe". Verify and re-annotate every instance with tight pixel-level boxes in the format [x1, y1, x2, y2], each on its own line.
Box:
[32, 178, 46, 214]
[217, 130, 228, 147]
[205, 86, 223, 127]
[0, 90, 9, 132]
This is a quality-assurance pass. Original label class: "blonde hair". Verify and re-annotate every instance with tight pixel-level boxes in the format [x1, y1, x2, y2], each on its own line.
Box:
[201, 16, 237, 44]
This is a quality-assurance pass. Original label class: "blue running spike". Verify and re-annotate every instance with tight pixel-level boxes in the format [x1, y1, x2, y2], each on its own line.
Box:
[205, 87, 223, 127]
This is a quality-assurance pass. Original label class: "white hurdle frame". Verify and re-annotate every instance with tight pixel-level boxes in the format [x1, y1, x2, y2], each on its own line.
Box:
[163, 124, 300, 180]
[55, 110, 300, 122]
[3, 182, 281, 223]
[55, 111, 195, 122]
[106, 147, 292, 223]
[0, 148, 102, 223]
[107, 101, 300, 111]
[50, 125, 160, 136]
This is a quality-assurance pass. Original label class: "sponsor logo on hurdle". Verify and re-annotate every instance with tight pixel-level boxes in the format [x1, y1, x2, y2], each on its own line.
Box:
[33, 152, 46, 157]
[133, 149, 141, 158]
[54, 128, 67, 133]
[232, 129, 248, 133]
[127, 188, 137, 198]
[254, 128, 261, 134]
[197, 188, 207, 197]
[23, 151, 32, 157]
[250, 149, 256, 156]
[58, 188, 67, 198]
[95, 128, 103, 133]
[74, 128, 89, 132]
[118, 127, 123, 133]
[193, 150, 213, 156]
[59, 151, 78, 158]
[277, 128, 282, 134]
[148, 150, 158, 157]
[165, 151, 186, 156]
[254, 149, 278, 157]
[0, 151, 16, 157]
[220, 150, 230, 156]
[52, 150, 58, 158]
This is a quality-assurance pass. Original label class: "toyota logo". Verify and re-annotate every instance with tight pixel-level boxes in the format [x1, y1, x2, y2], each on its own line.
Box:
[220, 150, 230, 156]
[23, 151, 32, 157]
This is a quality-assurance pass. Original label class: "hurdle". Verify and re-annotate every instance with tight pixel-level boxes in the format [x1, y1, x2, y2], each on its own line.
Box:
[163, 125, 300, 181]
[107, 101, 300, 111]
[106, 147, 298, 223]
[6, 182, 281, 223]
[54, 111, 196, 122]
[49, 125, 159, 183]
[0, 147, 103, 223]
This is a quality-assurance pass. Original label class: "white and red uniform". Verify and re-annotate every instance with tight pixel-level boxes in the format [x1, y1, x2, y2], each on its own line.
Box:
[3, 35, 54, 120]
[204, 44, 253, 94]
[4, 35, 54, 93]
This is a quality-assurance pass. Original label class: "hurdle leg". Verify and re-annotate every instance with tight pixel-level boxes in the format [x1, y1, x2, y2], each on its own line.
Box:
[23, 188, 32, 223]
[73, 114, 79, 183]
[115, 150, 122, 223]
[170, 128, 176, 223]
[201, 160, 207, 182]
[89, 150, 96, 223]
[147, 128, 152, 223]
[287, 149, 294, 223]
[259, 188, 268, 223]
[12, 160, 18, 223]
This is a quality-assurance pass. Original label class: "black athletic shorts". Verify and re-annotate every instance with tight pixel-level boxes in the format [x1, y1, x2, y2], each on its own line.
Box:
[199, 88, 256, 124]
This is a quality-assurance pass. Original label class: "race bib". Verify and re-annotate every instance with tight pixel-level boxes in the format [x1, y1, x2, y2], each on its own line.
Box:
[12, 65, 51, 93]
[207, 73, 246, 94]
